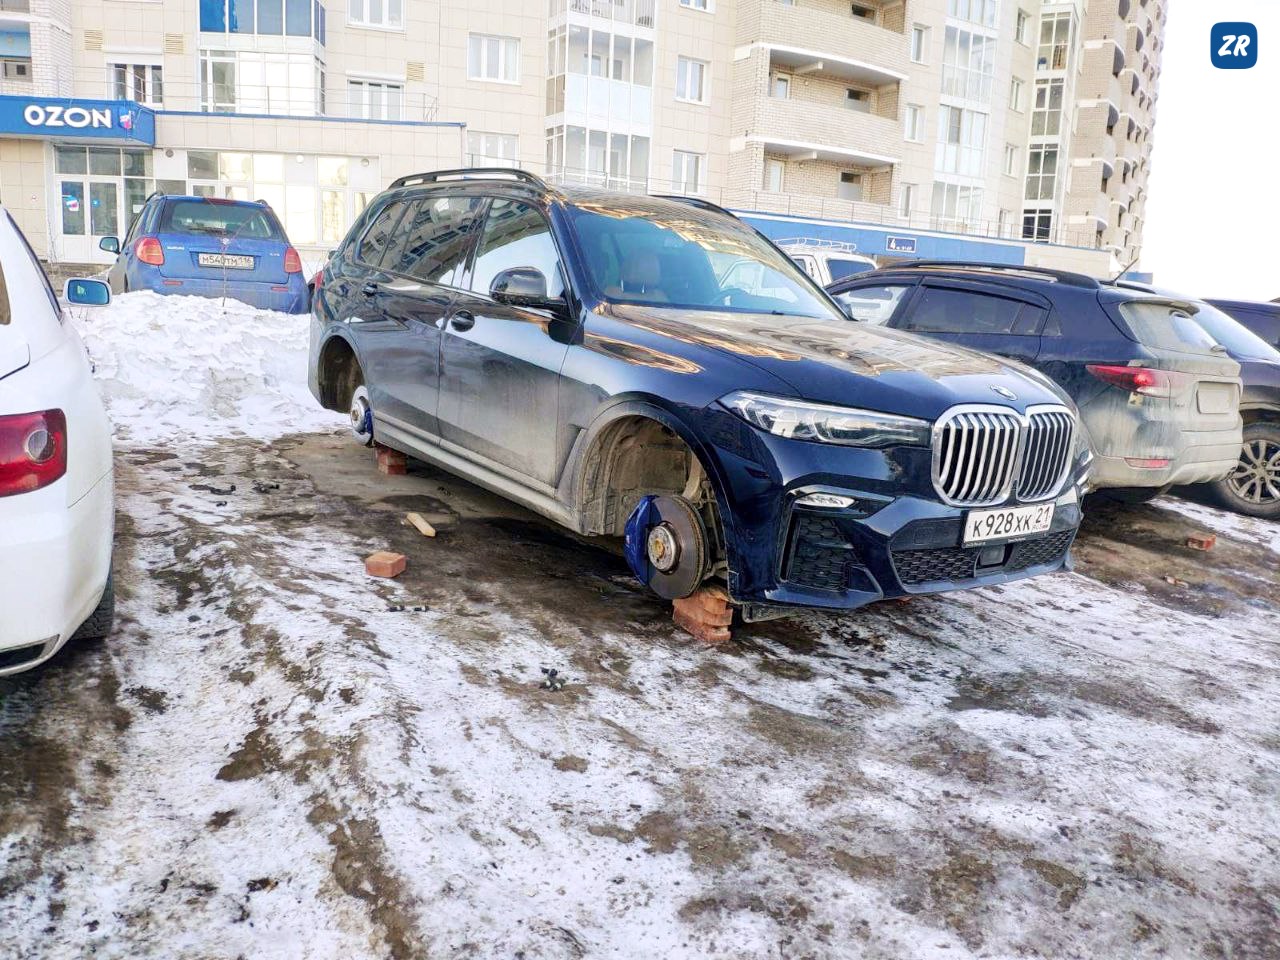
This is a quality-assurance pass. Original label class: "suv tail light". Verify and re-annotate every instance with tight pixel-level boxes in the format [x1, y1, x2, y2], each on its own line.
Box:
[1085, 364, 1183, 398]
[0, 409, 68, 498]
[136, 236, 165, 266]
[310, 266, 324, 289]
[284, 247, 302, 274]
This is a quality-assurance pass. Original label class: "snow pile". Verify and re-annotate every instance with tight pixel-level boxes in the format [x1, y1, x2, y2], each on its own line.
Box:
[72, 291, 342, 443]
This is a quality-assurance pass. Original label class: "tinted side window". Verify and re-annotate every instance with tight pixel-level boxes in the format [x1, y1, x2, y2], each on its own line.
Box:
[826, 257, 875, 282]
[390, 196, 484, 285]
[468, 199, 566, 300]
[356, 198, 412, 267]
[903, 286, 1025, 334]
[835, 284, 911, 325]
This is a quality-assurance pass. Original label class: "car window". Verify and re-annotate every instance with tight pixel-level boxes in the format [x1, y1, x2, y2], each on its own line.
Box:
[469, 199, 566, 300]
[566, 204, 841, 320]
[903, 286, 1026, 335]
[1189, 302, 1280, 360]
[826, 257, 875, 282]
[161, 200, 282, 240]
[790, 255, 818, 280]
[1118, 301, 1222, 355]
[356, 198, 412, 267]
[834, 284, 911, 325]
[389, 195, 484, 285]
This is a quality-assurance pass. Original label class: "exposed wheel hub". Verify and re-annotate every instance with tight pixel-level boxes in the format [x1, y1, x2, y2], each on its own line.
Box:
[624, 495, 710, 600]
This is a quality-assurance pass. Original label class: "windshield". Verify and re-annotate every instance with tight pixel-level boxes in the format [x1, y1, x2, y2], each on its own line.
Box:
[1189, 302, 1280, 360]
[564, 203, 843, 320]
[162, 201, 283, 240]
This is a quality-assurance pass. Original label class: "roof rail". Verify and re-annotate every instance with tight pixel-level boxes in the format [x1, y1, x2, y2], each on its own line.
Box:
[389, 167, 548, 190]
[887, 260, 1101, 289]
[651, 194, 740, 219]
[775, 237, 861, 254]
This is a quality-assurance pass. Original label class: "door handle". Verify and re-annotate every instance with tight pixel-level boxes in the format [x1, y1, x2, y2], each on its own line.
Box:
[450, 311, 475, 332]
[361, 281, 379, 297]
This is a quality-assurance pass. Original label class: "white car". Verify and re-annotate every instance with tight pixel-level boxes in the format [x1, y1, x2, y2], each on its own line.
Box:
[778, 239, 878, 286]
[0, 210, 115, 675]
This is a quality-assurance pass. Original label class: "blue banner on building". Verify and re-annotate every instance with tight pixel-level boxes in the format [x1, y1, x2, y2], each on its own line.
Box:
[0, 95, 156, 145]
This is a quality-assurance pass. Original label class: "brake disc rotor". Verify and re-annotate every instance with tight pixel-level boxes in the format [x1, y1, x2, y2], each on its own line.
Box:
[623, 494, 710, 600]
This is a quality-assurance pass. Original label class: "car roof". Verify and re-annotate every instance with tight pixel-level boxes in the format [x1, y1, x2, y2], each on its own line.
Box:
[1206, 297, 1280, 315]
[159, 195, 268, 207]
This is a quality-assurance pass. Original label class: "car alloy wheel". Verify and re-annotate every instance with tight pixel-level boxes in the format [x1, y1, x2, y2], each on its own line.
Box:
[1227, 437, 1280, 506]
[349, 385, 375, 447]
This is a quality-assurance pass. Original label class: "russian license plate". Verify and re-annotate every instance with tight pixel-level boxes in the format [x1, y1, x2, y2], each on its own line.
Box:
[963, 502, 1054, 546]
[197, 253, 254, 269]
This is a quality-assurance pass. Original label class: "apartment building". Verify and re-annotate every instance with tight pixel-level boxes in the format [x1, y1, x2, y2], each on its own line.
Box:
[0, 0, 1161, 272]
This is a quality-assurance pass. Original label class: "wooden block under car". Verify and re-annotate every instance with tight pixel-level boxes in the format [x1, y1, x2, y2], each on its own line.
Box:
[365, 551, 407, 578]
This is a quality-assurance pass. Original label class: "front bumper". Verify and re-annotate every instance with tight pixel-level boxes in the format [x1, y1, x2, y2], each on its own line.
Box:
[135, 273, 309, 314]
[698, 407, 1086, 610]
[0, 471, 114, 675]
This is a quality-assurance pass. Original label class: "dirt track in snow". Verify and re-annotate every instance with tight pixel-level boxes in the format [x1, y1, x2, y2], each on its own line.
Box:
[2, 430, 1278, 960]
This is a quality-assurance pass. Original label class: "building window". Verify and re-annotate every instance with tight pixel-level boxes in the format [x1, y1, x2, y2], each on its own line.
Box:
[468, 34, 520, 83]
[467, 131, 518, 167]
[679, 0, 710, 9]
[547, 125, 650, 190]
[1031, 78, 1064, 135]
[347, 79, 402, 120]
[348, 0, 403, 29]
[771, 74, 790, 98]
[850, 3, 876, 22]
[899, 182, 915, 218]
[946, 0, 998, 28]
[676, 56, 708, 103]
[111, 63, 163, 106]
[1010, 77, 1024, 112]
[932, 182, 983, 227]
[1025, 144, 1058, 201]
[199, 50, 325, 115]
[942, 26, 995, 103]
[998, 207, 1013, 236]
[199, 0, 325, 42]
[1015, 8, 1031, 44]
[845, 88, 871, 112]
[936, 104, 987, 177]
[1037, 12, 1073, 72]
[837, 171, 863, 202]
[672, 150, 704, 193]
[763, 157, 784, 193]
[1022, 210, 1053, 241]
[1004, 143, 1019, 176]
[911, 24, 929, 63]
[905, 104, 924, 141]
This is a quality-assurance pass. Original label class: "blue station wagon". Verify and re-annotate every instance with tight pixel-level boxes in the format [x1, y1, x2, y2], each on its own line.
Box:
[102, 195, 309, 314]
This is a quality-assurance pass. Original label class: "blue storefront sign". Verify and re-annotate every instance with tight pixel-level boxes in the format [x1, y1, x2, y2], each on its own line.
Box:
[885, 235, 918, 254]
[0, 95, 156, 145]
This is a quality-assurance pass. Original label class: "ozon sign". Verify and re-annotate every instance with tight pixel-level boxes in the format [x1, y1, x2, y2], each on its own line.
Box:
[23, 104, 115, 130]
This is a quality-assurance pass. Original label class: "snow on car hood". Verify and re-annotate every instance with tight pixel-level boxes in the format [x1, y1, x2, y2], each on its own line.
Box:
[69, 291, 341, 443]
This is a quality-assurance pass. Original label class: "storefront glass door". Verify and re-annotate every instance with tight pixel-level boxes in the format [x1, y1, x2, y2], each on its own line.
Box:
[53, 145, 154, 264]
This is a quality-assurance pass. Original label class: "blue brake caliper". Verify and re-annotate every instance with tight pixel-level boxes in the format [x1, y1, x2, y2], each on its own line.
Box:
[623, 495, 659, 586]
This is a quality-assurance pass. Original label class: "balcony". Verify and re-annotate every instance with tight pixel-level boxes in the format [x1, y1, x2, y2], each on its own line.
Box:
[746, 95, 900, 167]
[744, 1, 909, 87]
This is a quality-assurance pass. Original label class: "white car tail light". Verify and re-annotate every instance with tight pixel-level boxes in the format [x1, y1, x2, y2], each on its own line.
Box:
[0, 409, 67, 497]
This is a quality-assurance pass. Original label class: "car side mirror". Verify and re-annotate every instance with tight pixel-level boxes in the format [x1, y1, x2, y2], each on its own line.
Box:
[64, 278, 111, 306]
[490, 266, 564, 313]
[99, 236, 120, 254]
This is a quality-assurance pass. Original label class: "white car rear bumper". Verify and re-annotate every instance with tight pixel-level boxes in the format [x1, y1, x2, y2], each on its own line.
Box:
[0, 470, 114, 674]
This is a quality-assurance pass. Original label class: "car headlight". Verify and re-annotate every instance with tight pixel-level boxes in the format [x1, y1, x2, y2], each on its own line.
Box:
[720, 391, 931, 448]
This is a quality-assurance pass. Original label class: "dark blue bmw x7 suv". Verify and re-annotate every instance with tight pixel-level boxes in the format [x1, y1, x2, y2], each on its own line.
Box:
[308, 169, 1090, 616]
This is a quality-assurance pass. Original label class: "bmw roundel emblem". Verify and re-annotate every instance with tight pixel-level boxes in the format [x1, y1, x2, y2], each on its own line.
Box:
[991, 385, 1018, 401]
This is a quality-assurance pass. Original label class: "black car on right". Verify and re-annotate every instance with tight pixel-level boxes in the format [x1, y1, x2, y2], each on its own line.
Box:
[1207, 298, 1280, 352]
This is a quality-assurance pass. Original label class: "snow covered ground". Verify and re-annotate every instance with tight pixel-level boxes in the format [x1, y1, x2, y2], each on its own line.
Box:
[1, 293, 1277, 959]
